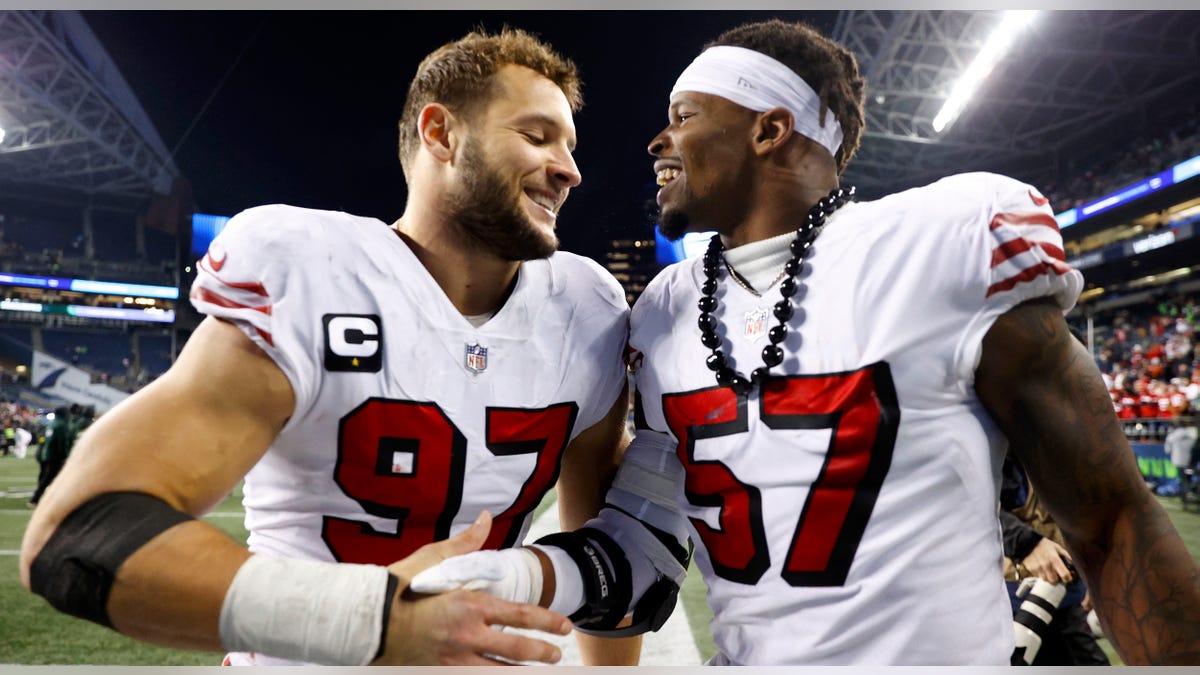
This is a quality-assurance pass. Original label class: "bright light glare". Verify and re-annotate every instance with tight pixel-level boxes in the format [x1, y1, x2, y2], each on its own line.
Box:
[933, 10, 1038, 134]
[0, 125, 6, 144]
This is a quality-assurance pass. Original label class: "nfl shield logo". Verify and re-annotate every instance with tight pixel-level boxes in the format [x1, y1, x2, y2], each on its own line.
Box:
[744, 308, 769, 341]
[465, 343, 488, 373]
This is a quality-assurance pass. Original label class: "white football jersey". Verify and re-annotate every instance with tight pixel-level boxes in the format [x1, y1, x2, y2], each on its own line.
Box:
[190, 205, 629, 567]
[629, 173, 1083, 665]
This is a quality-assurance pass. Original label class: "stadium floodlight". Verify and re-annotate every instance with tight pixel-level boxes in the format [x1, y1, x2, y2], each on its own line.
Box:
[0, 124, 6, 144]
[932, 10, 1039, 134]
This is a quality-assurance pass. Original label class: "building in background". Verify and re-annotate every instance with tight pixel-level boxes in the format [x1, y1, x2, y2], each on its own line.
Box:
[605, 237, 658, 307]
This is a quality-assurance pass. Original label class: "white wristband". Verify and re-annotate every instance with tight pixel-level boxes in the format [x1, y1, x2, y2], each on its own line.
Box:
[530, 544, 586, 616]
[219, 555, 390, 666]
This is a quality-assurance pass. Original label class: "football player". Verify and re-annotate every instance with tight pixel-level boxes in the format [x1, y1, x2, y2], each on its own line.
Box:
[411, 19, 1200, 664]
[20, 28, 639, 666]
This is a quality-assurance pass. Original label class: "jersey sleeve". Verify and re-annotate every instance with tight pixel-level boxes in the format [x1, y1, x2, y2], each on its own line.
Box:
[188, 205, 326, 427]
[569, 256, 631, 432]
[627, 263, 688, 436]
[954, 174, 1085, 384]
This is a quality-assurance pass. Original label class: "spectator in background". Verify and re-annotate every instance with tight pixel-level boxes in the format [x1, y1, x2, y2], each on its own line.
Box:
[1166, 421, 1198, 485]
[29, 406, 74, 507]
[1000, 455, 1108, 665]
[3, 422, 15, 455]
[14, 424, 33, 460]
[71, 405, 96, 439]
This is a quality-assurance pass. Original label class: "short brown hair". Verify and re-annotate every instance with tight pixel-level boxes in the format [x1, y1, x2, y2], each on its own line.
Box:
[705, 20, 865, 174]
[398, 27, 583, 181]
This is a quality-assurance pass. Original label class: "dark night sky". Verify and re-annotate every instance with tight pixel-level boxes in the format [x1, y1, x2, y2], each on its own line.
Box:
[80, 10, 839, 259]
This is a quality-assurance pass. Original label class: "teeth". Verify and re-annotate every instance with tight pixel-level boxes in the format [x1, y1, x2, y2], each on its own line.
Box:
[656, 168, 681, 186]
[528, 192, 556, 212]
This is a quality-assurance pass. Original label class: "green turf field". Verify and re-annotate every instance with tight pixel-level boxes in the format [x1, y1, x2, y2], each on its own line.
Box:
[2, 452, 1198, 665]
[0, 455, 246, 665]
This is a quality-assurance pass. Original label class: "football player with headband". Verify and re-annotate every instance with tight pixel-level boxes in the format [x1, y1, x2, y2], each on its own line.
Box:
[411, 19, 1200, 665]
[20, 28, 642, 666]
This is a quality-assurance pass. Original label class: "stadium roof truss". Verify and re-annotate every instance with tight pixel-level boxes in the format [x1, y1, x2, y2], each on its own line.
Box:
[833, 10, 1200, 198]
[0, 10, 178, 204]
[0, 10, 1197, 207]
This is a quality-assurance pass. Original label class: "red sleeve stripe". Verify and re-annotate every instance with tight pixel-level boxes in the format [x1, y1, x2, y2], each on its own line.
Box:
[985, 260, 1074, 298]
[989, 211, 1060, 234]
[190, 286, 272, 315]
[197, 259, 270, 297]
[254, 326, 275, 347]
[991, 237, 1066, 268]
[219, 279, 270, 297]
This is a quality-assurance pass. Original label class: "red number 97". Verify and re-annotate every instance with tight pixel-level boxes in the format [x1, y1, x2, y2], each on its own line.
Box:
[321, 398, 577, 565]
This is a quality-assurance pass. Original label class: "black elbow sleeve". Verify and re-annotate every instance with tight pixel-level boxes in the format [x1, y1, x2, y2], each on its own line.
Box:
[30, 492, 194, 627]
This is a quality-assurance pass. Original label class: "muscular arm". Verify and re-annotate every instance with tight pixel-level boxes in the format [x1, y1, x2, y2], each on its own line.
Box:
[555, 381, 643, 665]
[19, 317, 291, 649]
[20, 318, 571, 664]
[976, 298, 1200, 664]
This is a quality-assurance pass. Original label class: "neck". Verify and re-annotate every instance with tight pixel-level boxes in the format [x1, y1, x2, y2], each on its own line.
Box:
[394, 206, 521, 316]
[724, 156, 840, 246]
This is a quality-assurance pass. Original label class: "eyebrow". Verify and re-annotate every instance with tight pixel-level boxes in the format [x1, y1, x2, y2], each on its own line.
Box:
[668, 99, 692, 117]
[512, 113, 577, 151]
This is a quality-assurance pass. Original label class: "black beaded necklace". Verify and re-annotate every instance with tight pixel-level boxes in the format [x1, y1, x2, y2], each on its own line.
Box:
[699, 185, 855, 396]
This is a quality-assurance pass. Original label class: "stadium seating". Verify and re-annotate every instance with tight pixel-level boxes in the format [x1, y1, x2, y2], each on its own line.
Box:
[137, 332, 174, 378]
[0, 324, 34, 364]
[41, 329, 132, 379]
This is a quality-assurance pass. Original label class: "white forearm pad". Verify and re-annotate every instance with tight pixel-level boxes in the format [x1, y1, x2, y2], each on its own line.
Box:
[533, 505, 687, 621]
[530, 544, 586, 616]
[529, 432, 689, 623]
[219, 555, 390, 666]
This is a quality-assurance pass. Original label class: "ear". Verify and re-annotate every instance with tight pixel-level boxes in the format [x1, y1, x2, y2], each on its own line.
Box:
[752, 107, 795, 156]
[417, 103, 456, 164]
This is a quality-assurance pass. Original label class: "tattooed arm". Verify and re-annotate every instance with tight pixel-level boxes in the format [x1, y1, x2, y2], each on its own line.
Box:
[975, 298, 1200, 665]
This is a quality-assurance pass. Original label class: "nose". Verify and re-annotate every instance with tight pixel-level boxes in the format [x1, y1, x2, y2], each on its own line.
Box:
[549, 147, 582, 190]
[647, 127, 670, 157]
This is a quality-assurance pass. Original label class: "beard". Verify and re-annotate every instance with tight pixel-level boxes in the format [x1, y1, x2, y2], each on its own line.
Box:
[657, 206, 692, 242]
[444, 138, 559, 261]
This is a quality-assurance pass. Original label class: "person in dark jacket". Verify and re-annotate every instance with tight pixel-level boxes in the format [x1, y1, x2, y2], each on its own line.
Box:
[29, 407, 75, 506]
[1001, 455, 1109, 665]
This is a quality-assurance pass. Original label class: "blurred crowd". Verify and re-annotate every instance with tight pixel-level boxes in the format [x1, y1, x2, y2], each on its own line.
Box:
[0, 399, 42, 458]
[1042, 103, 1200, 214]
[1078, 297, 1199, 440]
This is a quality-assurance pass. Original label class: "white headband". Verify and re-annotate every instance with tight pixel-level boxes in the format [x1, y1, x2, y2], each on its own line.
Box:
[671, 45, 843, 158]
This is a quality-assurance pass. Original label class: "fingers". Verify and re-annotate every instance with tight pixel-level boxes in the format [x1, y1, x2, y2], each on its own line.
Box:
[470, 599, 571, 665]
[474, 628, 564, 665]
[391, 511, 493, 580]
[1053, 561, 1073, 584]
[1049, 542, 1074, 582]
[1050, 539, 1072, 562]
[376, 583, 569, 665]
[429, 593, 571, 665]
[483, 596, 572, 637]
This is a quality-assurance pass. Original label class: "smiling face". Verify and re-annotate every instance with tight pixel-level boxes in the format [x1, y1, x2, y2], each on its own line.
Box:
[445, 65, 581, 261]
[648, 91, 760, 241]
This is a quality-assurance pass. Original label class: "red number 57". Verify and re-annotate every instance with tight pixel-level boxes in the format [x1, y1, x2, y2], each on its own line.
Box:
[662, 363, 899, 586]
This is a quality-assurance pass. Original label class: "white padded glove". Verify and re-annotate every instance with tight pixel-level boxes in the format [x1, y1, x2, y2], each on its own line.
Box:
[410, 547, 543, 606]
